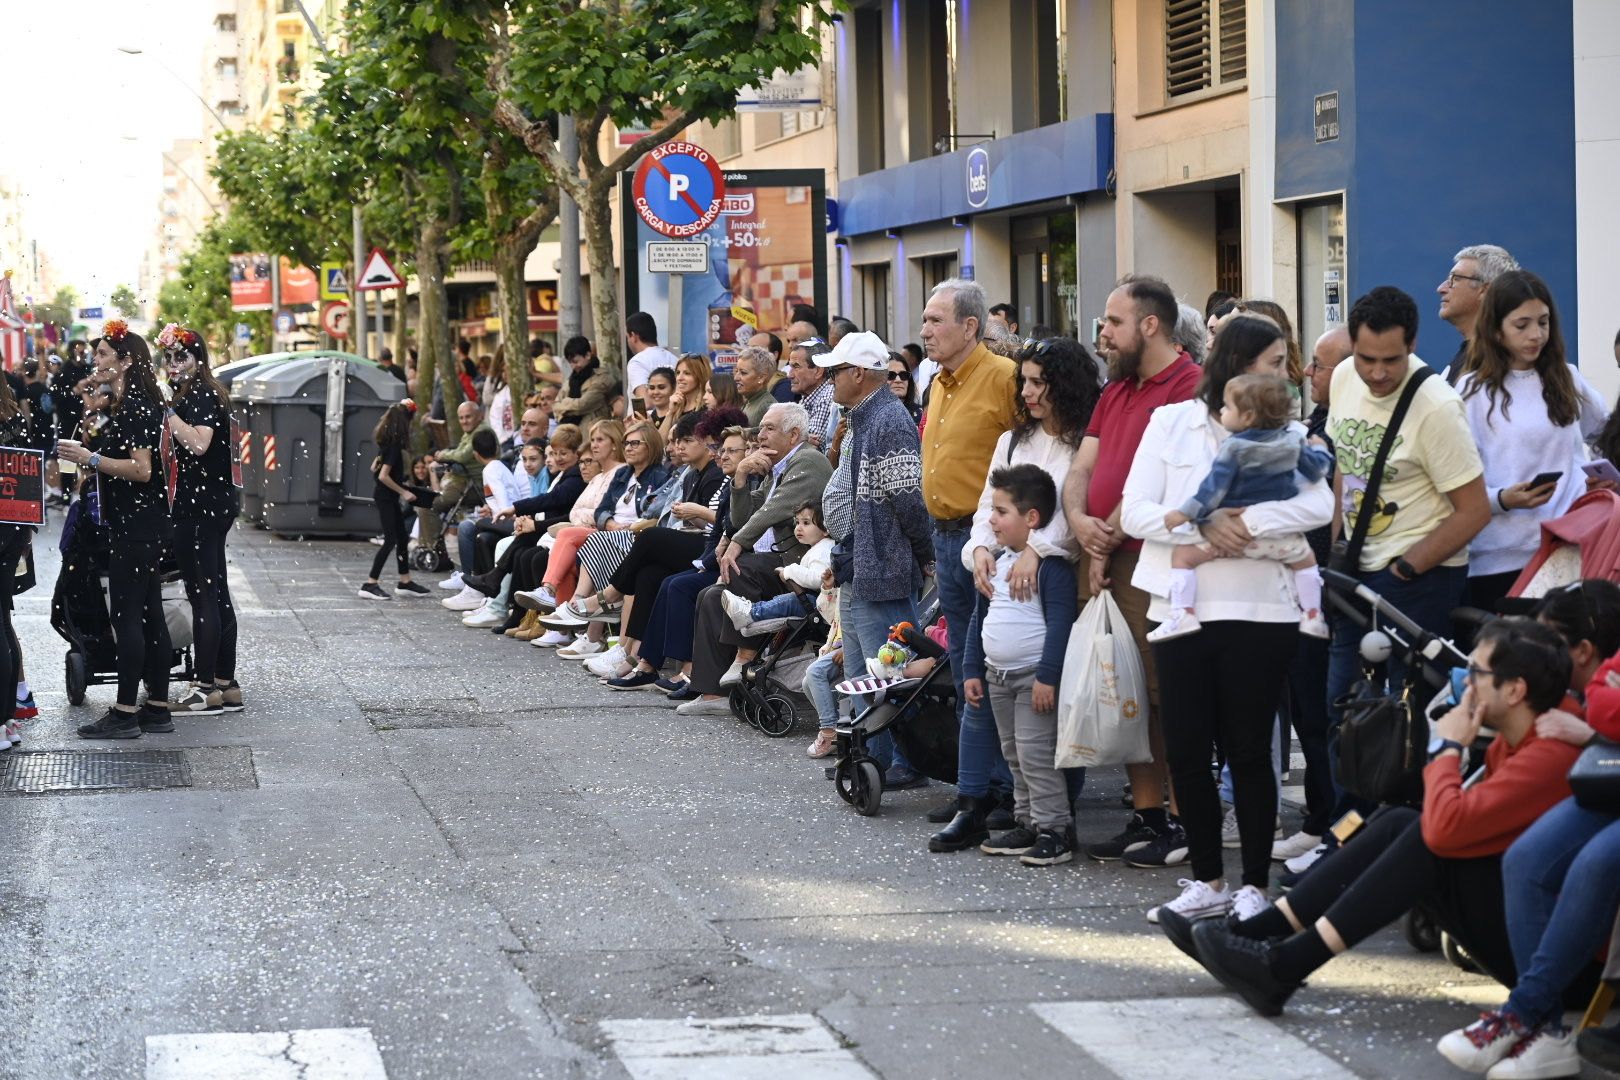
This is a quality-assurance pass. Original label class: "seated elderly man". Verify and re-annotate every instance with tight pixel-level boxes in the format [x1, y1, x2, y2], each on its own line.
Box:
[677, 401, 832, 716]
[418, 399, 492, 558]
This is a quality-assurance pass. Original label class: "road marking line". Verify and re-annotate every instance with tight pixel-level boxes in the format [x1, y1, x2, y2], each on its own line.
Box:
[1032, 997, 1358, 1079]
[145, 1026, 387, 1079]
[599, 1013, 872, 1080]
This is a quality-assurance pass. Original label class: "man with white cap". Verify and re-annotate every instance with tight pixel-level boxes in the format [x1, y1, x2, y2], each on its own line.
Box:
[813, 332, 935, 768]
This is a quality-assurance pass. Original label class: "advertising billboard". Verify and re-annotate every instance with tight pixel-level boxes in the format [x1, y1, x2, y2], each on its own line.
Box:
[622, 168, 827, 371]
[229, 253, 273, 311]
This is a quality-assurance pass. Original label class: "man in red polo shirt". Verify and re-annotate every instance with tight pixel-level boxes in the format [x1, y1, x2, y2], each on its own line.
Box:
[1063, 273, 1200, 867]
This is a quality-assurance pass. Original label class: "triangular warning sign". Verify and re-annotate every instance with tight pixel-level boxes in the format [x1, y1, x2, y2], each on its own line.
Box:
[354, 248, 403, 291]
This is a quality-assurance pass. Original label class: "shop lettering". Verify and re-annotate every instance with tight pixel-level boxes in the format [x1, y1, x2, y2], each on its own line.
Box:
[0, 450, 41, 477]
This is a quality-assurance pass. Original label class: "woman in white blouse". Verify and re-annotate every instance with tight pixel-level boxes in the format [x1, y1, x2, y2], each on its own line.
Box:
[1120, 315, 1334, 927]
[1454, 270, 1606, 609]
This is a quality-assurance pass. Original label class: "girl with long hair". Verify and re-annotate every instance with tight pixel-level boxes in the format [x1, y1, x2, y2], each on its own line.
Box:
[159, 324, 245, 715]
[702, 371, 744, 413]
[0, 374, 31, 750]
[1457, 270, 1606, 608]
[359, 401, 433, 600]
[58, 322, 177, 738]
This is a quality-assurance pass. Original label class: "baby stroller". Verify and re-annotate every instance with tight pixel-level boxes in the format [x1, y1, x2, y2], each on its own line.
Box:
[50, 497, 195, 706]
[728, 597, 829, 738]
[831, 617, 961, 816]
[407, 466, 484, 573]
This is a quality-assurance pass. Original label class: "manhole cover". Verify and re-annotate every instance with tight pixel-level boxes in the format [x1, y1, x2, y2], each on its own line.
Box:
[0, 749, 192, 795]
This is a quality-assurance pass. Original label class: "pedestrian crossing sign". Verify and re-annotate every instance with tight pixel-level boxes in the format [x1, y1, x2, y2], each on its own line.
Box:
[320, 262, 349, 301]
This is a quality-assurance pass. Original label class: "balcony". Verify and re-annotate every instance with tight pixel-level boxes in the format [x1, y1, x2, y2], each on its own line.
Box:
[276, 57, 300, 84]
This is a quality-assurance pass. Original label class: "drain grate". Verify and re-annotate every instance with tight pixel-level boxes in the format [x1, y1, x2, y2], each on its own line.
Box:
[0, 749, 192, 795]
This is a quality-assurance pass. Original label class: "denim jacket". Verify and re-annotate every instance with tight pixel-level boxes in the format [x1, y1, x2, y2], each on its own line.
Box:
[593, 463, 671, 527]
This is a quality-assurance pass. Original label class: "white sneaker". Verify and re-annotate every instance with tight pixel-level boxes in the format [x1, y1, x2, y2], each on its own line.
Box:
[1299, 612, 1330, 639]
[676, 696, 734, 717]
[1438, 1012, 1532, 1075]
[1221, 807, 1283, 848]
[557, 637, 604, 659]
[721, 590, 755, 634]
[442, 585, 485, 611]
[718, 660, 746, 687]
[1484, 1025, 1577, 1079]
[1146, 609, 1202, 643]
[584, 645, 627, 676]
[462, 604, 506, 628]
[1272, 830, 1323, 862]
[1146, 878, 1230, 925]
[438, 571, 464, 591]
[1285, 843, 1328, 874]
[1229, 884, 1271, 923]
[540, 603, 588, 630]
[532, 629, 573, 648]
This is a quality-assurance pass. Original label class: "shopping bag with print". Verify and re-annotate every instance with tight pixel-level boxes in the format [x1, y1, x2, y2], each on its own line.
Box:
[1055, 590, 1151, 768]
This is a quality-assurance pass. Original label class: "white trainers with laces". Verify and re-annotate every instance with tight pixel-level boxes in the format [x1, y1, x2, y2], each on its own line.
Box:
[462, 603, 506, 628]
[1146, 609, 1202, 643]
[442, 585, 486, 611]
[1285, 843, 1328, 874]
[532, 629, 572, 648]
[1482, 1024, 1577, 1079]
[1272, 830, 1323, 862]
[721, 590, 755, 634]
[557, 636, 604, 659]
[1146, 878, 1230, 925]
[438, 571, 464, 591]
[1229, 884, 1271, 923]
[584, 645, 628, 676]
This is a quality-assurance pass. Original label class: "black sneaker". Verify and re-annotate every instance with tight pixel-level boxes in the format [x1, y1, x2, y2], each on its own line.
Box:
[395, 580, 431, 597]
[985, 790, 1016, 831]
[1124, 818, 1190, 868]
[606, 669, 660, 691]
[1157, 905, 1227, 962]
[926, 795, 960, 823]
[77, 708, 141, 739]
[1190, 920, 1300, 1016]
[883, 765, 929, 790]
[463, 571, 502, 598]
[980, 823, 1039, 855]
[1085, 812, 1159, 862]
[1020, 828, 1075, 867]
[358, 582, 390, 600]
[138, 705, 175, 733]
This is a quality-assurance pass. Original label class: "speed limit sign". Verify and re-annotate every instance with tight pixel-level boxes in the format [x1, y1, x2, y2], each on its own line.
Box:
[321, 301, 349, 339]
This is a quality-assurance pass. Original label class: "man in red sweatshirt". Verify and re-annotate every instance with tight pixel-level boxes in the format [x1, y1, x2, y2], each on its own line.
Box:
[1162, 617, 1582, 1015]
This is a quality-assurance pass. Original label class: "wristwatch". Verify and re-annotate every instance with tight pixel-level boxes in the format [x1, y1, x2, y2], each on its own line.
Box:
[87, 452, 102, 473]
[1393, 557, 1419, 581]
[1427, 736, 1464, 761]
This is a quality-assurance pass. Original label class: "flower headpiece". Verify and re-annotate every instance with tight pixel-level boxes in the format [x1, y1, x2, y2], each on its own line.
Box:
[400, 398, 418, 413]
[103, 318, 129, 342]
[156, 322, 199, 352]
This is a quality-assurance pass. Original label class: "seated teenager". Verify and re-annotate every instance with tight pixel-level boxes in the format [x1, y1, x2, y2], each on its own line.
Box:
[1169, 618, 1582, 1017]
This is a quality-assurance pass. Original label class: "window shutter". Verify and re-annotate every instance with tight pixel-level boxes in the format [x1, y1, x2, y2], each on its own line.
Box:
[1165, 0, 1211, 99]
[1218, 0, 1247, 85]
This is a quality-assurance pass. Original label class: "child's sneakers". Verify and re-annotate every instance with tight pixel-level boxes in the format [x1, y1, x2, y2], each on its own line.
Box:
[1298, 611, 1329, 639]
[720, 590, 755, 634]
[1146, 609, 1202, 643]
[14, 692, 39, 719]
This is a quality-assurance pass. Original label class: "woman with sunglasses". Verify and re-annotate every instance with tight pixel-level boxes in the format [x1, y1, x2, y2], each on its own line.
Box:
[886, 353, 920, 423]
[159, 324, 245, 715]
[58, 322, 176, 739]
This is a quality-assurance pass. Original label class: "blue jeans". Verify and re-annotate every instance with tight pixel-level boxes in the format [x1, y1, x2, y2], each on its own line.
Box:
[1501, 796, 1620, 1026]
[457, 517, 481, 574]
[805, 650, 844, 730]
[933, 526, 1013, 798]
[751, 592, 814, 624]
[840, 589, 919, 773]
[640, 568, 716, 668]
[1325, 563, 1467, 827]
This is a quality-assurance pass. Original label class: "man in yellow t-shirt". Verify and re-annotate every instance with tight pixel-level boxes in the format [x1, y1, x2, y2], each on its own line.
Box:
[1322, 285, 1488, 827]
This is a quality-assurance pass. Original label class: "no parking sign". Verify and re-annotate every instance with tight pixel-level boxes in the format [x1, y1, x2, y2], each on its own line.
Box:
[632, 141, 726, 239]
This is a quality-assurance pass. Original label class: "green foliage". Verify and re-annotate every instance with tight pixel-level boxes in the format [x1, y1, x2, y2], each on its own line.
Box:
[212, 128, 352, 268]
[154, 213, 272, 354]
[109, 284, 140, 319]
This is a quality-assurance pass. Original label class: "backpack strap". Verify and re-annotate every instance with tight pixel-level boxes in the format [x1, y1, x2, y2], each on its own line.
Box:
[1342, 364, 1435, 572]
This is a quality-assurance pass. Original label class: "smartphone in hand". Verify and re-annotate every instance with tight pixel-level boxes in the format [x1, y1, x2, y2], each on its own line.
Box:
[1527, 470, 1563, 489]
[1582, 460, 1620, 486]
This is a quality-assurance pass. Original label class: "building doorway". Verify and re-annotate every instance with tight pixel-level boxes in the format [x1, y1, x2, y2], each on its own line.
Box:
[1295, 195, 1347, 370]
[1011, 212, 1079, 338]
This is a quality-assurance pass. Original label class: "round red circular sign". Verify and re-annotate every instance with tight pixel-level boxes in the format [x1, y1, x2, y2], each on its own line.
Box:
[632, 141, 727, 239]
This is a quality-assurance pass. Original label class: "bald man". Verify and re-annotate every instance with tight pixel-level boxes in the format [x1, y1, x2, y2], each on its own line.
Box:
[1308, 326, 1353, 412]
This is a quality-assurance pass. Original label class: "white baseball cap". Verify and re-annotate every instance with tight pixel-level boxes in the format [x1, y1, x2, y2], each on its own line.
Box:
[813, 330, 889, 372]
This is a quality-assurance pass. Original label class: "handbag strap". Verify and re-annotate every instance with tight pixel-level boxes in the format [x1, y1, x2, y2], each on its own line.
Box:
[1343, 363, 1434, 571]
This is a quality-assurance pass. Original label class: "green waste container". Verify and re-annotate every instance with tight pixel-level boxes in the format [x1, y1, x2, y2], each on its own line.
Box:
[238, 352, 394, 537]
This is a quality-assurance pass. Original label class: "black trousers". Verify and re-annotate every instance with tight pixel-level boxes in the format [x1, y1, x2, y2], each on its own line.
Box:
[0, 529, 27, 703]
[472, 518, 514, 574]
[1153, 620, 1298, 887]
[1288, 632, 1335, 836]
[108, 538, 171, 708]
[369, 494, 412, 580]
[689, 553, 785, 695]
[513, 545, 551, 593]
[174, 517, 237, 683]
[1286, 805, 1517, 987]
[609, 527, 706, 641]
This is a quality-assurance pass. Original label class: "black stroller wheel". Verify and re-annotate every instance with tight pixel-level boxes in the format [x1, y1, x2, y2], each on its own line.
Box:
[756, 694, 797, 738]
[833, 756, 857, 804]
[65, 651, 88, 706]
[728, 686, 757, 725]
[852, 760, 883, 816]
[410, 546, 443, 573]
[1441, 932, 1481, 974]
[1403, 908, 1441, 953]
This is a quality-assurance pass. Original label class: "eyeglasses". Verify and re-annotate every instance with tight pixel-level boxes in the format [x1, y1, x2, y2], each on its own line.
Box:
[1466, 663, 1499, 682]
[1446, 272, 1484, 288]
[623, 439, 646, 448]
[717, 445, 746, 456]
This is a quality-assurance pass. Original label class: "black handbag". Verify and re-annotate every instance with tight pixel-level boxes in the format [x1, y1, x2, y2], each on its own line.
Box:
[1334, 678, 1426, 807]
[1569, 737, 1620, 814]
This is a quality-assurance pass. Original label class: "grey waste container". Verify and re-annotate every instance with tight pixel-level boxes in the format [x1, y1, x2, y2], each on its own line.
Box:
[239, 352, 395, 537]
[223, 352, 303, 524]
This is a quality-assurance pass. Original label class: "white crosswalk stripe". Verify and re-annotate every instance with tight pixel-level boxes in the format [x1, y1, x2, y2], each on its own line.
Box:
[599, 1013, 873, 1080]
[1032, 997, 1359, 1079]
[145, 1027, 388, 1079]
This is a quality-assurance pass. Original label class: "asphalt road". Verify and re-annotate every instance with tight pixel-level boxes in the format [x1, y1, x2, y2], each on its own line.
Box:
[1, 517, 1592, 1079]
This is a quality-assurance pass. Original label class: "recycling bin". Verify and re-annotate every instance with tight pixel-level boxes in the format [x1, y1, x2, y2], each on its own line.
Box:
[238, 352, 394, 537]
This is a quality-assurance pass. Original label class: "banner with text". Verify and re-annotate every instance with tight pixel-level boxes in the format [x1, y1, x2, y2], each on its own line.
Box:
[0, 445, 45, 525]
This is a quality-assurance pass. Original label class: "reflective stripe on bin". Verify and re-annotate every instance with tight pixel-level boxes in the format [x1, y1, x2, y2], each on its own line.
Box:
[238, 425, 252, 467]
[263, 433, 278, 471]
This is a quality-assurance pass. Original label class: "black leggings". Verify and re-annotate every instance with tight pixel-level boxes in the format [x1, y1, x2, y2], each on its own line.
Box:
[174, 517, 237, 684]
[0, 530, 27, 704]
[1286, 805, 1517, 987]
[369, 493, 412, 580]
[1153, 620, 1298, 887]
[108, 538, 171, 708]
[513, 545, 551, 593]
[608, 527, 706, 640]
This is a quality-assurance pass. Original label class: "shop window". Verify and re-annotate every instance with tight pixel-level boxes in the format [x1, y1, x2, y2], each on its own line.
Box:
[1165, 0, 1246, 100]
[854, 263, 891, 342]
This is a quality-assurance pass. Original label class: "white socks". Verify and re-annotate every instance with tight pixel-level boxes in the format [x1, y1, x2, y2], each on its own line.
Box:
[1168, 568, 1197, 612]
[1295, 566, 1323, 616]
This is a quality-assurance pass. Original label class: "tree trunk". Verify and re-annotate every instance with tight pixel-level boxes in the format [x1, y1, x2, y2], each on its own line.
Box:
[393, 287, 408, 378]
[579, 179, 623, 385]
[494, 239, 533, 403]
[415, 219, 461, 419]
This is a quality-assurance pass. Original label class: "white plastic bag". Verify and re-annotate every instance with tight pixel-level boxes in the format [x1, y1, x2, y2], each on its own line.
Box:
[1055, 590, 1151, 768]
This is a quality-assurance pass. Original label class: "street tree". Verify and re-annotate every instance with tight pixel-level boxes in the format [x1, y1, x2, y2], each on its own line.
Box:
[109, 284, 140, 320]
[491, 0, 831, 376]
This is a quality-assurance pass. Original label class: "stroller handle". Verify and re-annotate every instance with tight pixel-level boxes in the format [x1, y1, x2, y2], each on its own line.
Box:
[1322, 567, 1471, 678]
